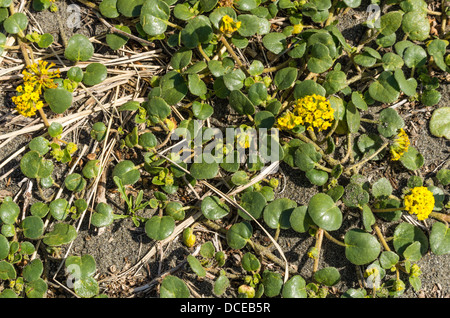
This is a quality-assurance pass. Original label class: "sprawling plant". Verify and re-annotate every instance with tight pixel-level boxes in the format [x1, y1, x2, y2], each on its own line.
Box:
[0, 0, 449, 298]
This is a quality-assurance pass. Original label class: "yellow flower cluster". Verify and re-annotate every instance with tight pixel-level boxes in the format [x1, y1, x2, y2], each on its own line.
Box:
[404, 186, 435, 221]
[277, 94, 334, 132]
[12, 60, 60, 117]
[390, 129, 410, 161]
[219, 15, 241, 34]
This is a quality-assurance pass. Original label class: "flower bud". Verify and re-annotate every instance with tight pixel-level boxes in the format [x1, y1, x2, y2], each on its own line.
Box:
[238, 285, 255, 298]
[182, 227, 196, 248]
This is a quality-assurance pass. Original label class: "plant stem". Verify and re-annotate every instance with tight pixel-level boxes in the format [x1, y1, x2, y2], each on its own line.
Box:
[197, 44, 210, 62]
[314, 162, 333, 173]
[262, 58, 293, 74]
[372, 207, 405, 213]
[344, 141, 389, 174]
[313, 228, 324, 273]
[360, 118, 380, 124]
[219, 35, 250, 77]
[38, 108, 51, 128]
[374, 224, 391, 251]
[430, 212, 450, 223]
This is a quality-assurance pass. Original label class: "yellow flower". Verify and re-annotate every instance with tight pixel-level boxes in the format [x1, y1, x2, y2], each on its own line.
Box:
[294, 94, 334, 132]
[12, 60, 60, 117]
[390, 129, 410, 161]
[219, 15, 241, 34]
[277, 111, 302, 130]
[404, 186, 435, 221]
[236, 125, 253, 149]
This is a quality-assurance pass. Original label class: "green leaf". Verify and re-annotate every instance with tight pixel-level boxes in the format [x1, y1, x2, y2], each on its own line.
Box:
[254, 111, 275, 129]
[290, 206, 313, 233]
[37, 33, 53, 48]
[64, 173, 86, 192]
[262, 32, 287, 54]
[82, 63, 108, 86]
[187, 255, 206, 277]
[357, 133, 386, 160]
[307, 43, 333, 73]
[239, 191, 267, 221]
[323, 69, 347, 95]
[3, 12, 28, 34]
[64, 34, 94, 62]
[314, 267, 341, 286]
[91, 203, 115, 228]
[99, 0, 119, 18]
[420, 89, 441, 106]
[274, 67, 298, 90]
[241, 252, 261, 272]
[346, 101, 360, 134]
[393, 222, 429, 257]
[200, 241, 215, 258]
[190, 154, 219, 179]
[170, 49, 192, 71]
[382, 52, 404, 71]
[44, 87, 73, 114]
[20, 151, 54, 179]
[307, 193, 342, 231]
[49, 198, 70, 221]
[201, 196, 230, 220]
[361, 204, 375, 232]
[372, 178, 393, 199]
[402, 11, 430, 41]
[30, 202, 49, 218]
[262, 270, 283, 297]
[23, 259, 43, 282]
[342, 183, 369, 208]
[0, 234, 9, 260]
[403, 45, 427, 68]
[0, 198, 19, 225]
[368, 71, 400, 104]
[106, 25, 130, 50]
[294, 143, 322, 172]
[228, 90, 255, 115]
[377, 108, 404, 138]
[429, 222, 450, 255]
[429, 107, 450, 140]
[181, 15, 213, 48]
[188, 74, 207, 96]
[393, 69, 417, 97]
[43, 223, 77, 246]
[73, 277, 99, 298]
[293, 80, 326, 99]
[223, 69, 245, 91]
[436, 169, 450, 186]
[213, 274, 230, 296]
[306, 169, 329, 186]
[145, 215, 175, 240]
[379, 251, 399, 269]
[282, 275, 307, 298]
[248, 60, 264, 76]
[403, 241, 422, 262]
[263, 198, 296, 230]
[248, 82, 268, 106]
[379, 11, 403, 35]
[0, 261, 16, 280]
[160, 275, 190, 298]
[25, 278, 47, 298]
[345, 229, 381, 265]
[112, 160, 141, 185]
[22, 216, 44, 239]
[399, 146, 424, 171]
[158, 71, 188, 105]
[226, 222, 252, 249]
[117, 0, 144, 17]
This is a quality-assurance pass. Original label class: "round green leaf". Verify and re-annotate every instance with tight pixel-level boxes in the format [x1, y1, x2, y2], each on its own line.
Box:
[22, 216, 44, 239]
[382, 52, 404, 71]
[164, 202, 185, 221]
[274, 67, 298, 90]
[64, 173, 86, 192]
[282, 275, 307, 298]
[145, 215, 175, 240]
[158, 71, 188, 106]
[368, 71, 400, 104]
[394, 69, 417, 97]
[190, 154, 219, 180]
[254, 111, 275, 129]
[112, 160, 141, 185]
[403, 45, 427, 68]
[263, 198, 296, 230]
[44, 87, 73, 114]
[213, 274, 230, 296]
[99, 0, 119, 18]
[160, 275, 190, 298]
[20, 151, 54, 179]
[106, 25, 130, 50]
[30, 202, 48, 218]
[421, 89, 441, 106]
[379, 11, 403, 35]
[241, 252, 260, 272]
[181, 15, 213, 48]
[117, 0, 144, 17]
[226, 222, 252, 249]
[313, 267, 341, 286]
[262, 32, 287, 54]
[73, 277, 99, 298]
[239, 191, 266, 220]
[262, 270, 283, 297]
[399, 146, 424, 171]
[248, 82, 268, 106]
[25, 278, 47, 298]
[0, 198, 19, 225]
[64, 34, 94, 62]
[393, 222, 429, 257]
[379, 251, 400, 269]
[402, 11, 430, 41]
[0, 260, 16, 280]
[91, 122, 107, 142]
[91, 202, 114, 228]
[201, 196, 230, 220]
[293, 80, 326, 99]
[23, 259, 43, 282]
[430, 222, 450, 255]
[377, 108, 404, 138]
[344, 229, 381, 265]
[372, 178, 393, 199]
[429, 107, 450, 139]
[307, 193, 342, 231]
[49, 198, 70, 221]
[290, 206, 313, 233]
[4, 12, 28, 34]
[43, 223, 77, 246]
[306, 169, 329, 186]
[228, 90, 255, 116]
[82, 63, 107, 86]
[140, 0, 169, 36]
